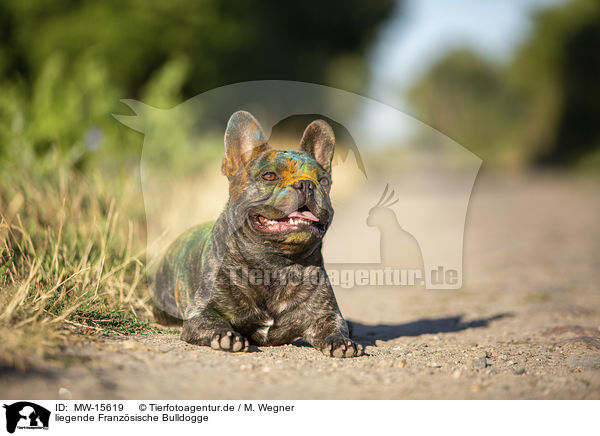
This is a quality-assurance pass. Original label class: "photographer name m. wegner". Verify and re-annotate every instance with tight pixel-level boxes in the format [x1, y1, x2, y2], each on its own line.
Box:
[227, 266, 458, 289]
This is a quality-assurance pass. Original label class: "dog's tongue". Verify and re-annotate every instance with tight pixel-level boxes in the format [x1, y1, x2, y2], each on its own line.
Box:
[287, 210, 319, 222]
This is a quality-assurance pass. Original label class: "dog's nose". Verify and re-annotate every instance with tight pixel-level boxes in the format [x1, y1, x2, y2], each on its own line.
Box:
[292, 179, 315, 193]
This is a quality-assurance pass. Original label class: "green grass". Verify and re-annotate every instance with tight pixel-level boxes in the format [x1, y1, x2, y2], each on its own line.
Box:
[71, 307, 170, 335]
[0, 162, 166, 370]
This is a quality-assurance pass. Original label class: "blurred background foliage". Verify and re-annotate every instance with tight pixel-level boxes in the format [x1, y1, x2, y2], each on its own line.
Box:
[409, 0, 600, 168]
[0, 0, 394, 175]
[0, 0, 598, 175]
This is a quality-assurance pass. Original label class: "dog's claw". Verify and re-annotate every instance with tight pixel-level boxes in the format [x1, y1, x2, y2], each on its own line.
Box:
[210, 330, 248, 352]
[320, 335, 362, 358]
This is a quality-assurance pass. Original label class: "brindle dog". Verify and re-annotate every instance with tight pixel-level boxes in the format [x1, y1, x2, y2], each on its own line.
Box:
[153, 111, 362, 358]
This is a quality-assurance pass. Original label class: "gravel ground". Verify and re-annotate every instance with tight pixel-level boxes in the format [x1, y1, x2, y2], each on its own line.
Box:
[2, 172, 599, 399]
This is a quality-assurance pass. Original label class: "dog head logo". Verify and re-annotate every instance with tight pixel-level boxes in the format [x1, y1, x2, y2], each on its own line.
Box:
[115, 80, 481, 293]
[3, 402, 50, 433]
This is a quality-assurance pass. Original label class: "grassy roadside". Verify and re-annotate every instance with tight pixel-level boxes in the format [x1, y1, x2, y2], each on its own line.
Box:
[0, 161, 168, 370]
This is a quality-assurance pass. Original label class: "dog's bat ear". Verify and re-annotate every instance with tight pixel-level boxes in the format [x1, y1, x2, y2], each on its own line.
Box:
[222, 111, 269, 179]
[300, 120, 335, 172]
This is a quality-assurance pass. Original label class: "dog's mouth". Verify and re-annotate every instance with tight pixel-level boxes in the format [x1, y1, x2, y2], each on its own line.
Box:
[249, 205, 327, 235]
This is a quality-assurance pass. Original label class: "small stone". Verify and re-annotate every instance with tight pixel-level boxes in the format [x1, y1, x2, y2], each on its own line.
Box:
[452, 369, 461, 379]
[513, 367, 526, 375]
[262, 366, 271, 373]
[397, 360, 407, 368]
[58, 387, 72, 400]
[427, 361, 442, 368]
[467, 357, 487, 369]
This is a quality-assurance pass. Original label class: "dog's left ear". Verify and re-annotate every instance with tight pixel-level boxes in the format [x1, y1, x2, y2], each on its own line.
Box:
[222, 111, 269, 180]
[300, 120, 335, 172]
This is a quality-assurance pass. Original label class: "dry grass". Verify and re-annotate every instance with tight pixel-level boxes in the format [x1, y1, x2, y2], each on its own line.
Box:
[0, 166, 161, 370]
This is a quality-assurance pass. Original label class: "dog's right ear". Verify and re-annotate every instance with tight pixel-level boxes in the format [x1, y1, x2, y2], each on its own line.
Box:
[222, 111, 269, 180]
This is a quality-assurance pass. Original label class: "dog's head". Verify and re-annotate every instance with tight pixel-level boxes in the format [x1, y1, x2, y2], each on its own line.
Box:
[222, 111, 334, 255]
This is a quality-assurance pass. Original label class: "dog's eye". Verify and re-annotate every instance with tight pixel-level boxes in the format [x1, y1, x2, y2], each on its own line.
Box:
[262, 171, 277, 181]
[319, 177, 330, 187]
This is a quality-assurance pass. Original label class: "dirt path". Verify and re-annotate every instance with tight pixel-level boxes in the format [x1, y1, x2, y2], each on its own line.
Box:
[3, 172, 600, 399]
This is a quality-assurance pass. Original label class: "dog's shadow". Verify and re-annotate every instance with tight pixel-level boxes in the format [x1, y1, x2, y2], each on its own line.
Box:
[291, 313, 511, 348]
[342, 313, 512, 346]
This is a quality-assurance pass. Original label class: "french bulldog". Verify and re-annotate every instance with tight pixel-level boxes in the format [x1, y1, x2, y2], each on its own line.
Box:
[153, 111, 362, 358]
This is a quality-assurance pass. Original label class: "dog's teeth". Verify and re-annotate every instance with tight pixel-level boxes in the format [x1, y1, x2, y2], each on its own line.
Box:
[256, 214, 320, 230]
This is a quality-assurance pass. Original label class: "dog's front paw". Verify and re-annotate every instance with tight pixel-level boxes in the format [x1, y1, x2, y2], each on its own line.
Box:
[210, 330, 249, 352]
[320, 335, 363, 358]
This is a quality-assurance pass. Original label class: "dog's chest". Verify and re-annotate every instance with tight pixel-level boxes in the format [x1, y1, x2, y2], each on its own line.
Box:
[242, 299, 307, 345]
[250, 318, 275, 343]
[231, 265, 320, 344]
